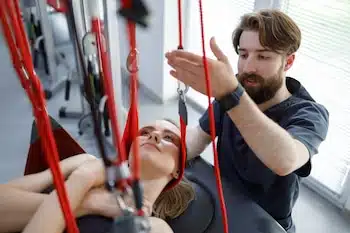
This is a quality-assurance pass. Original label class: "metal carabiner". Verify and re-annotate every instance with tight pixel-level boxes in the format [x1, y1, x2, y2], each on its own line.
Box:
[126, 49, 139, 73]
[177, 81, 189, 101]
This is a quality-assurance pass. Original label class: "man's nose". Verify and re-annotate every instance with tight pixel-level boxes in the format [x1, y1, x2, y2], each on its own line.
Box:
[243, 57, 257, 74]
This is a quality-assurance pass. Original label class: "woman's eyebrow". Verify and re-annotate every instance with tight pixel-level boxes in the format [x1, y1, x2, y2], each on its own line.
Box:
[140, 126, 180, 139]
[140, 126, 155, 131]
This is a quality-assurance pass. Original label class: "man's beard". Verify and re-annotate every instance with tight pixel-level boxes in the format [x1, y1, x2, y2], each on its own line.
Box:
[237, 66, 284, 104]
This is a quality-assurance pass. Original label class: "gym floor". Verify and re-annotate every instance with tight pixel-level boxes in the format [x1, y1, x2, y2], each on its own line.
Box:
[0, 33, 349, 233]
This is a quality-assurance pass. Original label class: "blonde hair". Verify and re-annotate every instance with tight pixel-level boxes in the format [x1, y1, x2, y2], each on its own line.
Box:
[152, 176, 195, 220]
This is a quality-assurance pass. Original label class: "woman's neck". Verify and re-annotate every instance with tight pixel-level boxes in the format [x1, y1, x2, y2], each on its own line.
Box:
[141, 177, 170, 216]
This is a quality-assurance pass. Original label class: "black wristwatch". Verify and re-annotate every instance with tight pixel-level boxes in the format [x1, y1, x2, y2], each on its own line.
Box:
[217, 83, 245, 112]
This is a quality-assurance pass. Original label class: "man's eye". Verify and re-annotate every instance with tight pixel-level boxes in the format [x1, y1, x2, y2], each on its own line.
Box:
[258, 55, 269, 60]
[240, 54, 248, 59]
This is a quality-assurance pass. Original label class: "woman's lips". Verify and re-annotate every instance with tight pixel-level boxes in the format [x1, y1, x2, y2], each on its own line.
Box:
[141, 143, 160, 151]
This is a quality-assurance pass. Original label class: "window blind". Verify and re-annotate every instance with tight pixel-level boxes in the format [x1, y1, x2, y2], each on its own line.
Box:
[281, 0, 350, 195]
[186, 0, 255, 109]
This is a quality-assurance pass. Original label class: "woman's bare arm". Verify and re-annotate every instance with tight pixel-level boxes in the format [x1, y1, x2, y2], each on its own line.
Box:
[5, 153, 96, 192]
[0, 154, 96, 233]
[0, 184, 46, 233]
[22, 165, 96, 233]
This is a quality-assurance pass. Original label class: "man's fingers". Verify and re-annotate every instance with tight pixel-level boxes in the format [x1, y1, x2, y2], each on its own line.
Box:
[167, 57, 202, 75]
[210, 37, 229, 63]
[169, 67, 198, 86]
[166, 50, 203, 64]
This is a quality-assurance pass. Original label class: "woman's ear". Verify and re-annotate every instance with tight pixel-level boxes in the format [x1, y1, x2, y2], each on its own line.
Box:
[172, 170, 180, 179]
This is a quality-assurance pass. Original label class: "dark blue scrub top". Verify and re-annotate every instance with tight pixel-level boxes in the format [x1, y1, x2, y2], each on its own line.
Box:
[199, 77, 329, 232]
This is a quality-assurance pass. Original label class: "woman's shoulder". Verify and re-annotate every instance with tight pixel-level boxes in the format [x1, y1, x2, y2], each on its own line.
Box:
[149, 217, 174, 233]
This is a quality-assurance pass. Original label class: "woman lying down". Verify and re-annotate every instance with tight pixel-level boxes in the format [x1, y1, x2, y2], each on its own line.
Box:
[0, 119, 195, 233]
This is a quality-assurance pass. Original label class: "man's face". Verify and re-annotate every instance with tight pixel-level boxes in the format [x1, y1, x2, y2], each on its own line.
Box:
[237, 30, 287, 104]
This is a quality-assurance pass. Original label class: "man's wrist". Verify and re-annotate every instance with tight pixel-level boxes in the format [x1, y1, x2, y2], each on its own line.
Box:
[216, 81, 239, 100]
[216, 82, 245, 112]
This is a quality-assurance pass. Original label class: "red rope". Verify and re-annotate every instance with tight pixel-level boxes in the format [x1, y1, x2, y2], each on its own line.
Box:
[177, 0, 183, 49]
[0, 1, 78, 233]
[122, 0, 141, 183]
[198, 1, 229, 232]
[118, 0, 143, 215]
[90, 18, 128, 188]
[177, 0, 187, 187]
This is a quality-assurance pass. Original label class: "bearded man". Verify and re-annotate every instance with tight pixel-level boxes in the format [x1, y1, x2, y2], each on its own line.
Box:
[166, 9, 329, 233]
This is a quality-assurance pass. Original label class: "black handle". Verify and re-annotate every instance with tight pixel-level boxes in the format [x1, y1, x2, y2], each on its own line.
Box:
[64, 80, 71, 101]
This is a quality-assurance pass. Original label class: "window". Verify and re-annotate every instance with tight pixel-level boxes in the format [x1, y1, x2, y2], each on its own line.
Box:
[185, 0, 255, 109]
[281, 0, 350, 199]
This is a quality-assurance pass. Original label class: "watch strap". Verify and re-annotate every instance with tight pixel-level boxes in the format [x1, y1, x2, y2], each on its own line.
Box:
[217, 83, 245, 112]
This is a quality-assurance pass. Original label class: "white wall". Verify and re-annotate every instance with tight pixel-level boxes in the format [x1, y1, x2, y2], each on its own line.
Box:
[162, 0, 185, 102]
[117, 0, 180, 103]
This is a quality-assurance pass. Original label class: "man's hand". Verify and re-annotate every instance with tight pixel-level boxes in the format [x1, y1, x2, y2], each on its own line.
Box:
[165, 37, 238, 99]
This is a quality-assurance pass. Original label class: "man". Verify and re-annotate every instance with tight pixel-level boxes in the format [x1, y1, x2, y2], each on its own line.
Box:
[165, 9, 329, 233]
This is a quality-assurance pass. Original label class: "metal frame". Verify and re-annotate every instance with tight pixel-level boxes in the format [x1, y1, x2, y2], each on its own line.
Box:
[34, 0, 67, 99]
[57, 0, 126, 134]
[57, 0, 89, 119]
[102, 0, 126, 130]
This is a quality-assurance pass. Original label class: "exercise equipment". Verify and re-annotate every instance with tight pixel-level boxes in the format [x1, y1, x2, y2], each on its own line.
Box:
[23, 1, 71, 99]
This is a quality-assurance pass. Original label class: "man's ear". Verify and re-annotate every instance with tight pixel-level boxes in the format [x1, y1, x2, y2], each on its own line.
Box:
[284, 53, 295, 71]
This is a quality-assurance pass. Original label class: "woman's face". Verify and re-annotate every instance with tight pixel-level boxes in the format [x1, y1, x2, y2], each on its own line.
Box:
[128, 120, 181, 181]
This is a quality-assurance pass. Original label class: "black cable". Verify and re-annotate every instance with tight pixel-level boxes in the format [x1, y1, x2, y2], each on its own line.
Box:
[65, 0, 114, 175]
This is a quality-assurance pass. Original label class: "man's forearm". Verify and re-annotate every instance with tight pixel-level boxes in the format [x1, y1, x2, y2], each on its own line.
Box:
[227, 92, 307, 176]
[0, 184, 46, 233]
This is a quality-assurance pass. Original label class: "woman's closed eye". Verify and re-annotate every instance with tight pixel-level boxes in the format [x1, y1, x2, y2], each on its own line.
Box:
[163, 134, 174, 142]
[139, 129, 150, 136]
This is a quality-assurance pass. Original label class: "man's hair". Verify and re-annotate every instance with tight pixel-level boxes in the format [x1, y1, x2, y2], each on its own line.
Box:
[232, 9, 301, 55]
[152, 118, 195, 219]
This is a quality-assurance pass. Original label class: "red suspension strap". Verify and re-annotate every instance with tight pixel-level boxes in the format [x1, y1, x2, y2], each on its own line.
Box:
[89, 1, 129, 190]
[121, 0, 144, 216]
[90, 4, 126, 171]
[198, 1, 229, 232]
[176, 0, 188, 190]
[0, 1, 78, 233]
[87, 0, 144, 216]
[177, 0, 184, 49]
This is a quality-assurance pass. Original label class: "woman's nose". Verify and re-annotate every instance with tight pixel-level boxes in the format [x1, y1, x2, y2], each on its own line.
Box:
[149, 131, 161, 143]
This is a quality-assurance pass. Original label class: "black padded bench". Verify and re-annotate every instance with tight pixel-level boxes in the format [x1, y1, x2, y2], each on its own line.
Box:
[72, 157, 286, 233]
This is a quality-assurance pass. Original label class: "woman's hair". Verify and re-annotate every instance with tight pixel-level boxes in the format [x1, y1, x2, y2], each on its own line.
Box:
[152, 118, 196, 220]
[153, 176, 195, 219]
[232, 9, 301, 55]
